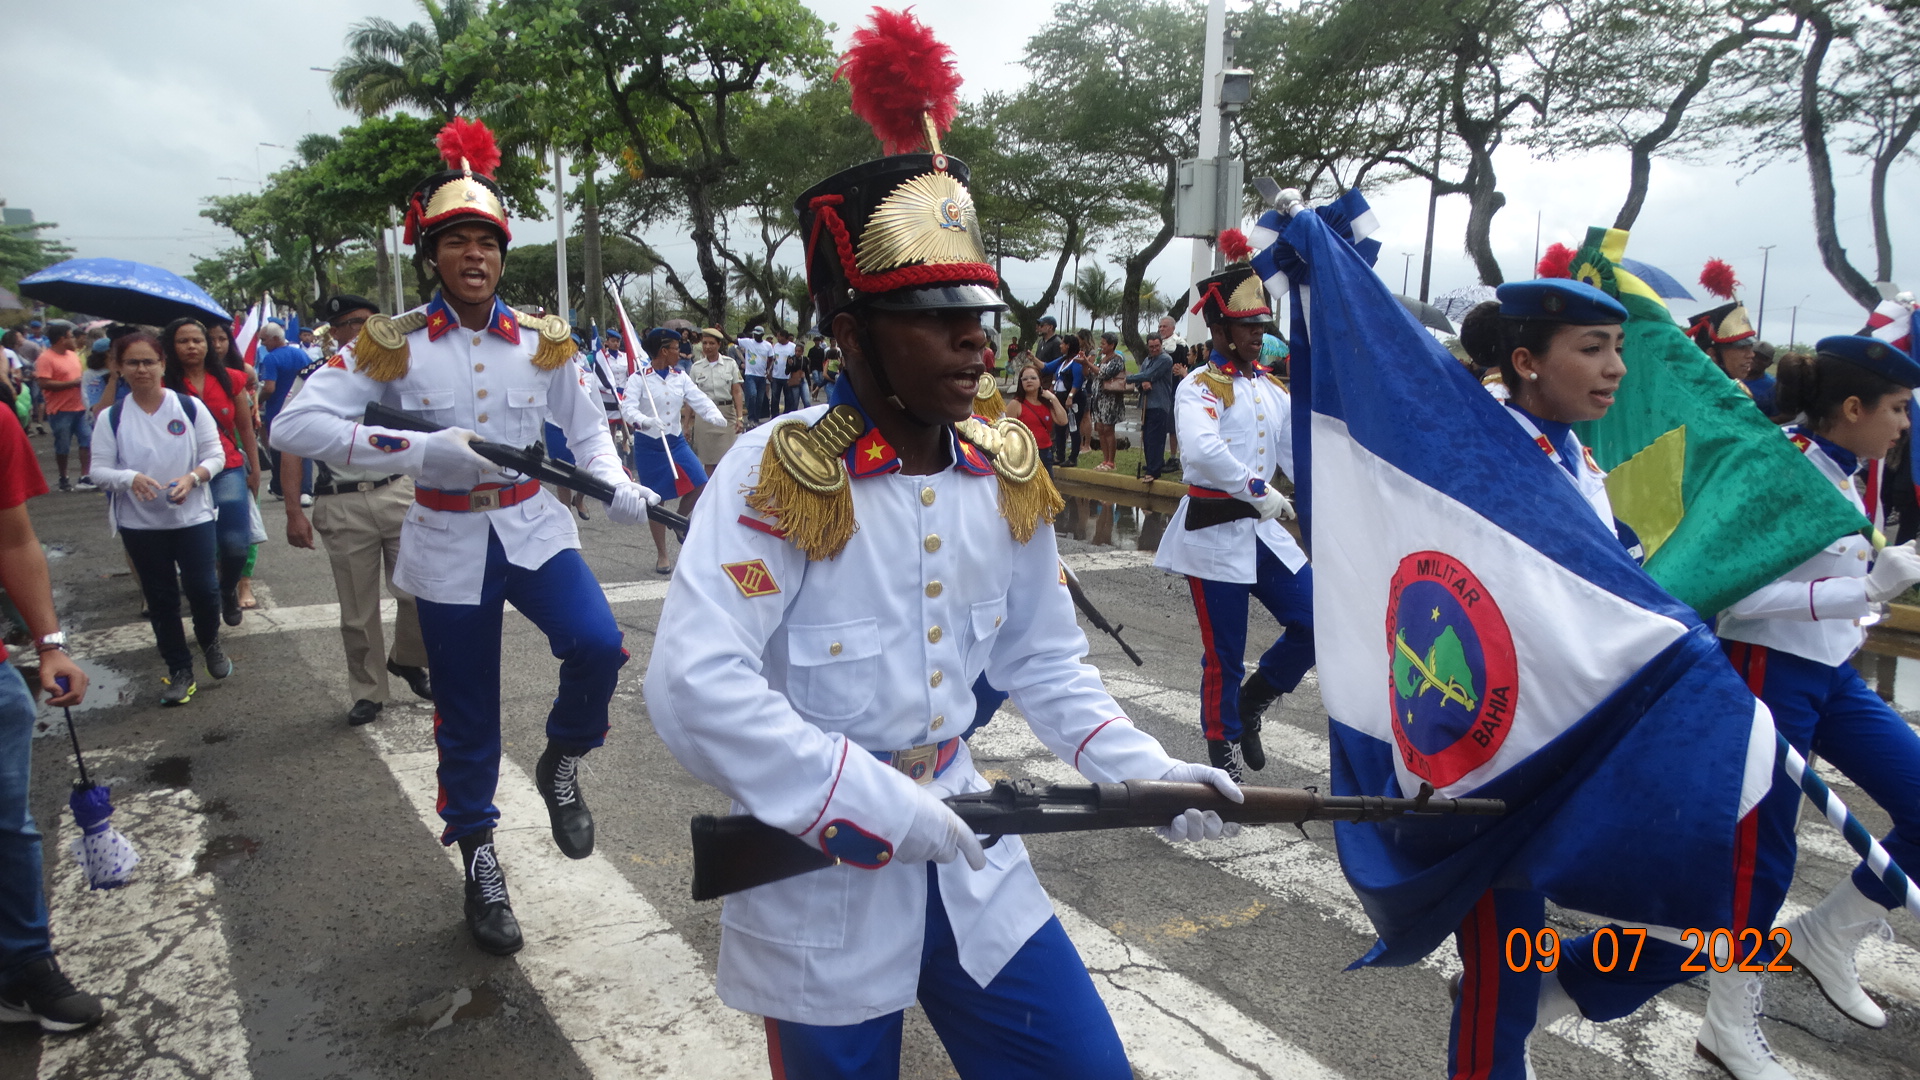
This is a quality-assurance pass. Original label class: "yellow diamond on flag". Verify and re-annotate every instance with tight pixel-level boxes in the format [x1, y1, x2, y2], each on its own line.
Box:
[1605, 426, 1686, 561]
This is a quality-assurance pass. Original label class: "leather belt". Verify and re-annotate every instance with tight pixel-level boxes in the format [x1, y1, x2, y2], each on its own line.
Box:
[415, 478, 541, 513]
[871, 738, 961, 785]
[312, 474, 401, 498]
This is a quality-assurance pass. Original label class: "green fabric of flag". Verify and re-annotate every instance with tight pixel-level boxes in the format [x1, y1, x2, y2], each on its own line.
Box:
[1575, 279, 1867, 619]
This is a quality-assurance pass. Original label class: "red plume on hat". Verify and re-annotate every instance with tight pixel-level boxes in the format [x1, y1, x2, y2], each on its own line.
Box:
[435, 117, 502, 178]
[1536, 243, 1576, 280]
[838, 8, 963, 155]
[1218, 228, 1253, 264]
[1700, 258, 1739, 299]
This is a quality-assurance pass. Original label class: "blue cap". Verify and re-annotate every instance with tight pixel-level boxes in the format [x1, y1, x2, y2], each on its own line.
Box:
[1817, 335, 1920, 388]
[643, 327, 680, 354]
[1496, 279, 1627, 325]
[90, 338, 109, 354]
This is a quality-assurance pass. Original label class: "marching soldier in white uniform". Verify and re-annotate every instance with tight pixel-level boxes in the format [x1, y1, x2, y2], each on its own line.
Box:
[1153, 256, 1313, 780]
[272, 119, 659, 956]
[644, 12, 1239, 1078]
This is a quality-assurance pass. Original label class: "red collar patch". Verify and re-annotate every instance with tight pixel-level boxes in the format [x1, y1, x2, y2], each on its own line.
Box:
[847, 426, 900, 479]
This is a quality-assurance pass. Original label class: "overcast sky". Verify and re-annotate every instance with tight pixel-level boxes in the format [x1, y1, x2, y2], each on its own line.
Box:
[2, 0, 1909, 344]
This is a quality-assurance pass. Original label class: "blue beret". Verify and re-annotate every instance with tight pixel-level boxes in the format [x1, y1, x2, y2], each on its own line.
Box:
[1817, 335, 1920, 388]
[644, 327, 681, 354]
[1496, 279, 1627, 325]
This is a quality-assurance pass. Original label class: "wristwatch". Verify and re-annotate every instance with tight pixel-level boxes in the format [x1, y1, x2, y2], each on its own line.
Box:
[34, 632, 66, 654]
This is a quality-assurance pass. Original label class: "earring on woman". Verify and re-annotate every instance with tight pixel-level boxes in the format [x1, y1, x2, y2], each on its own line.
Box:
[1527, 372, 1538, 381]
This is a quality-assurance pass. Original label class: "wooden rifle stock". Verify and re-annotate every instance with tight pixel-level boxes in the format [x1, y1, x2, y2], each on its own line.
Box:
[688, 778, 1504, 901]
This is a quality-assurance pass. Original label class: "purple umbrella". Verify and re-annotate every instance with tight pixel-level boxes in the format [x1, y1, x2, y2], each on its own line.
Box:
[57, 681, 137, 889]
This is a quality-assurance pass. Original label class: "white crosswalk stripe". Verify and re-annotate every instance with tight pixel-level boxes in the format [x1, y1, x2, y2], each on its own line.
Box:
[360, 715, 763, 1079]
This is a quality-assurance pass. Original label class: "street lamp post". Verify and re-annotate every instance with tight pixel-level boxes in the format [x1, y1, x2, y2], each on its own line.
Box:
[1756, 245, 1776, 338]
[1401, 253, 1414, 295]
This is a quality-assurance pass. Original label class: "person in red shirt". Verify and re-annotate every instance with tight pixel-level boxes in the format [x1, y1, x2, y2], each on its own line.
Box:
[0, 411, 100, 1032]
[160, 319, 260, 625]
[1011, 362, 1068, 472]
[31, 322, 90, 491]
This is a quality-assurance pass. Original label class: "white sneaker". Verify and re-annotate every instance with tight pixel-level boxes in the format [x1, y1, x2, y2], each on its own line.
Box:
[1783, 878, 1891, 1027]
[299, 493, 313, 507]
[1695, 969, 1795, 1080]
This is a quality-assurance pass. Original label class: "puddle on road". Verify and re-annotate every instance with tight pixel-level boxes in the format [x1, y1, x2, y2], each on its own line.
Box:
[1056, 496, 1166, 552]
[30, 659, 136, 738]
[148, 755, 192, 787]
[397, 983, 511, 1036]
[1855, 646, 1920, 717]
[195, 834, 258, 876]
[248, 977, 352, 1080]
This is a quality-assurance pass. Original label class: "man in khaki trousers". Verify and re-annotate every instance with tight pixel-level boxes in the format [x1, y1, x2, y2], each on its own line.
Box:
[278, 295, 433, 726]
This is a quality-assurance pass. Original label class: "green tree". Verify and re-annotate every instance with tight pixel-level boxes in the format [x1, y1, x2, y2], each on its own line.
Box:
[0, 222, 71, 293]
[332, 0, 487, 119]
[1020, 0, 1205, 356]
[575, 0, 834, 328]
[1070, 264, 1124, 332]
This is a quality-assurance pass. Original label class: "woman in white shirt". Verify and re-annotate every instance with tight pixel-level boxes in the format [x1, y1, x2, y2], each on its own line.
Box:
[624, 327, 727, 574]
[89, 333, 230, 706]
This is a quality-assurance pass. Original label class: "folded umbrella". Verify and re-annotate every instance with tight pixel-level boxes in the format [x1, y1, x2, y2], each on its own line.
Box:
[57, 680, 137, 889]
[19, 258, 231, 327]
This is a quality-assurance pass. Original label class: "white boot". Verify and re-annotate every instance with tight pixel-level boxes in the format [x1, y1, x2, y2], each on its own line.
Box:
[1783, 878, 1891, 1028]
[1695, 969, 1795, 1080]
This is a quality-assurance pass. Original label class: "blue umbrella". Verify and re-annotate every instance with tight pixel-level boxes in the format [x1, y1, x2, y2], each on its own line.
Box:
[19, 258, 231, 326]
[56, 678, 137, 889]
[1619, 258, 1694, 301]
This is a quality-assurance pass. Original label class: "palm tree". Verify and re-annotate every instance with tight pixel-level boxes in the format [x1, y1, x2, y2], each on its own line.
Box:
[331, 0, 484, 119]
[1070, 264, 1123, 332]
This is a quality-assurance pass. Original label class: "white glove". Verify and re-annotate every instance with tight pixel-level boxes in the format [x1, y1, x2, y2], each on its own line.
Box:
[421, 427, 496, 475]
[1154, 761, 1244, 842]
[894, 785, 987, 870]
[628, 411, 663, 437]
[1252, 487, 1294, 522]
[1867, 540, 1920, 602]
[607, 481, 661, 525]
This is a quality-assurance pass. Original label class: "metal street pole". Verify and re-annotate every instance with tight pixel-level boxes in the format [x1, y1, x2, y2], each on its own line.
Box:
[553, 148, 570, 325]
[1756, 245, 1776, 338]
[1418, 114, 1443, 303]
[389, 206, 406, 314]
[1187, 0, 1227, 342]
[1402, 253, 1413, 295]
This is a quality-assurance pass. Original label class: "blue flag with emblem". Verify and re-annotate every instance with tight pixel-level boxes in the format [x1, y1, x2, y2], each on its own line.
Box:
[1256, 196, 1777, 967]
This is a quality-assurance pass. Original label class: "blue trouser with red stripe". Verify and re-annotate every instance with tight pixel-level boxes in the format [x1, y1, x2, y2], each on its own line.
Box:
[414, 531, 627, 844]
[763, 864, 1129, 1080]
[1187, 541, 1315, 742]
[1445, 637, 1838, 1078]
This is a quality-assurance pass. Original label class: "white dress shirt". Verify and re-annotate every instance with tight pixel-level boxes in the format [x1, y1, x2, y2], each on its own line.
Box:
[1154, 357, 1307, 582]
[271, 294, 626, 605]
[621, 365, 725, 438]
[645, 403, 1181, 1025]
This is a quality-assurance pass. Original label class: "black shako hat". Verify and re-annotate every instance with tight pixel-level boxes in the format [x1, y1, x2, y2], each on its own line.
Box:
[796, 9, 1004, 335]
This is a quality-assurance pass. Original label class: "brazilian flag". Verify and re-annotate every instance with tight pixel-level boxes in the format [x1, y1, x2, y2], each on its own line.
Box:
[1568, 226, 1868, 618]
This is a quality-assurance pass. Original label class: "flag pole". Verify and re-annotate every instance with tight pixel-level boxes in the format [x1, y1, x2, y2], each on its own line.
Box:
[1779, 733, 1920, 922]
[611, 287, 681, 487]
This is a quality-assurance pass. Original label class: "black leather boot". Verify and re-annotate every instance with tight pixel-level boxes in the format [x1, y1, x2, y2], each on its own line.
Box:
[456, 830, 522, 955]
[536, 741, 595, 859]
[1237, 674, 1283, 772]
[1206, 738, 1243, 784]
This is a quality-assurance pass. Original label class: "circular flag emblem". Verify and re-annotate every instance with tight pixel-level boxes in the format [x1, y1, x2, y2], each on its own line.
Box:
[167, 419, 187, 436]
[1385, 551, 1518, 788]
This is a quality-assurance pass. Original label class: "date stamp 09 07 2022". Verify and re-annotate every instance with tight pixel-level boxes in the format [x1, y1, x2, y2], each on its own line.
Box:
[1502, 927, 1795, 974]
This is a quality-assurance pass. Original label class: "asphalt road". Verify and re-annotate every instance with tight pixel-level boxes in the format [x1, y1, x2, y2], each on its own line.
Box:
[2, 442, 1916, 1080]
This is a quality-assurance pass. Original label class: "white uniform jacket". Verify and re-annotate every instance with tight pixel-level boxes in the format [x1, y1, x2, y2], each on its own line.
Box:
[1503, 403, 1616, 533]
[1153, 356, 1307, 582]
[644, 402, 1181, 1026]
[620, 365, 724, 438]
[271, 294, 626, 605]
[1717, 431, 1876, 668]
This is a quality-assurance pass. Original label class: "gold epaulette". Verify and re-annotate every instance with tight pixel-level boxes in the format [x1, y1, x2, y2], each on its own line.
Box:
[352, 311, 430, 382]
[746, 406, 866, 561]
[974, 373, 1005, 420]
[1265, 372, 1288, 390]
[1199, 363, 1236, 408]
[955, 417, 1065, 544]
[510, 308, 578, 370]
